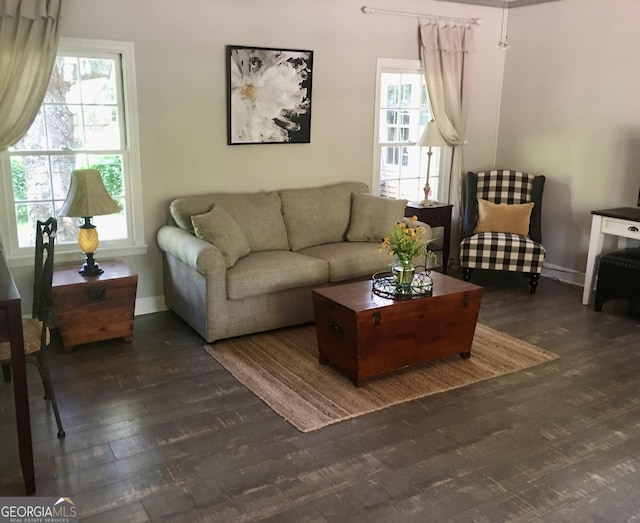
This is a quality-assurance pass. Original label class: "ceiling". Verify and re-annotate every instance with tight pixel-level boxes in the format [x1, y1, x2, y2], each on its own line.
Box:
[434, 0, 560, 7]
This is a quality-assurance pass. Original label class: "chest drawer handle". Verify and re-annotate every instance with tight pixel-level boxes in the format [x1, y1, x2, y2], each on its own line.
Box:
[88, 286, 106, 302]
[328, 321, 343, 334]
[628, 226, 639, 232]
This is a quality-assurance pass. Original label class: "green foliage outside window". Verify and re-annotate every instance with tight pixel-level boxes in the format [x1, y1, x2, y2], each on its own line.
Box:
[11, 159, 27, 224]
[89, 155, 123, 197]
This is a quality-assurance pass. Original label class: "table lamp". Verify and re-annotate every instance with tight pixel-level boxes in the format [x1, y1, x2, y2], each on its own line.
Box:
[418, 120, 447, 206]
[58, 169, 121, 276]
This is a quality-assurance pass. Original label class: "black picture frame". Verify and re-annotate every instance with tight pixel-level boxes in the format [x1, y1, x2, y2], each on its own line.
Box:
[226, 45, 313, 145]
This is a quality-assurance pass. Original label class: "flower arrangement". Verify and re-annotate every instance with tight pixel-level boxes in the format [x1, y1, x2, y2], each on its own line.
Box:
[379, 216, 437, 265]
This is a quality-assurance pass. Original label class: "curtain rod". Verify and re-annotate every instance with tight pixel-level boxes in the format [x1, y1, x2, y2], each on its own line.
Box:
[361, 5, 481, 24]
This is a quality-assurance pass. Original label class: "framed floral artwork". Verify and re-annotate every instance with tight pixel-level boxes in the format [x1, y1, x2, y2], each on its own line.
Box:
[226, 45, 313, 145]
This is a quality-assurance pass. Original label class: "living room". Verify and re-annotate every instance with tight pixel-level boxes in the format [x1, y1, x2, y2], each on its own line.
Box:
[2, 0, 640, 520]
[2, 0, 638, 304]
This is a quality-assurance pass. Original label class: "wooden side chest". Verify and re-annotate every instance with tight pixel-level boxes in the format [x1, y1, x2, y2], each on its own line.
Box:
[312, 273, 482, 386]
[52, 260, 138, 352]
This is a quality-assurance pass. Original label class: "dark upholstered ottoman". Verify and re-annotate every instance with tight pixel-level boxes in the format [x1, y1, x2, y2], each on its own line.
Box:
[594, 247, 640, 312]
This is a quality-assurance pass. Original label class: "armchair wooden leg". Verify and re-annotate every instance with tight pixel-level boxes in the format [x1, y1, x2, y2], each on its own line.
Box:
[529, 273, 540, 294]
[463, 268, 472, 282]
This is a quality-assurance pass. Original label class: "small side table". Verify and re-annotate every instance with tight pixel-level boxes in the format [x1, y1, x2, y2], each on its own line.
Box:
[52, 260, 138, 352]
[582, 207, 640, 306]
[405, 202, 453, 274]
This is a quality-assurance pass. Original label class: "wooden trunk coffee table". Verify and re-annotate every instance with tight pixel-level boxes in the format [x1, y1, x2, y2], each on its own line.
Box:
[312, 272, 483, 386]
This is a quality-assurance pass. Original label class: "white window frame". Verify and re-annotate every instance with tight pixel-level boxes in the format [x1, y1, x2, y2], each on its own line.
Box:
[0, 37, 146, 267]
[371, 58, 451, 203]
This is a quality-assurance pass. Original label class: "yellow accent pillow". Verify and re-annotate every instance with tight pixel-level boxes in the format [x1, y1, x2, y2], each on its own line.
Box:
[475, 199, 534, 236]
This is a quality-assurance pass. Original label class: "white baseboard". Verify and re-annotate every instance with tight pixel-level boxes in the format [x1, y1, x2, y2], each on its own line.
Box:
[541, 263, 584, 288]
[134, 295, 168, 315]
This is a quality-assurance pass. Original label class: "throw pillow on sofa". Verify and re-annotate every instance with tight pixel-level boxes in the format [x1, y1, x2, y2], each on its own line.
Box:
[346, 193, 408, 242]
[192, 207, 251, 268]
[279, 182, 369, 251]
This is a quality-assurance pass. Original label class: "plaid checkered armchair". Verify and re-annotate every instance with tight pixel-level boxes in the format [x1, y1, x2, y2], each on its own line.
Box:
[459, 170, 546, 294]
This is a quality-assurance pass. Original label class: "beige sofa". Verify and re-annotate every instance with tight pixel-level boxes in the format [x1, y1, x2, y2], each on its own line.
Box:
[156, 181, 432, 342]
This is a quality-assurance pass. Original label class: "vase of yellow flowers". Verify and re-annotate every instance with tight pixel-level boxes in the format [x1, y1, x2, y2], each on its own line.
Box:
[379, 216, 437, 294]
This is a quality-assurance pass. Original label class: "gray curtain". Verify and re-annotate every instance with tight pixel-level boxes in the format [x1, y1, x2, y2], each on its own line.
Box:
[419, 20, 474, 265]
[0, 0, 65, 150]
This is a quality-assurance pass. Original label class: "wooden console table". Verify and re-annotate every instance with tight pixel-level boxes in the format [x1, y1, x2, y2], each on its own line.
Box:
[0, 251, 35, 494]
[582, 207, 640, 306]
[405, 203, 453, 274]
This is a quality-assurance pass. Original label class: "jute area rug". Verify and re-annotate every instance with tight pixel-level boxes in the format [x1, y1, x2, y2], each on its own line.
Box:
[204, 324, 558, 433]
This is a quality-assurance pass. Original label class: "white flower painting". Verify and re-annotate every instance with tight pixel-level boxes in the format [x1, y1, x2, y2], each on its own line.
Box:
[227, 46, 313, 144]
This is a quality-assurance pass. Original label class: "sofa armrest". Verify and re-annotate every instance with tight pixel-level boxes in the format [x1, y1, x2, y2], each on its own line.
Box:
[156, 225, 226, 274]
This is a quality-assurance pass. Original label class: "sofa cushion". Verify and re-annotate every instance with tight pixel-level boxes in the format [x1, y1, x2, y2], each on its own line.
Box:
[475, 199, 534, 236]
[226, 251, 329, 300]
[170, 192, 289, 252]
[299, 242, 392, 282]
[279, 182, 369, 251]
[346, 193, 408, 242]
[192, 207, 251, 268]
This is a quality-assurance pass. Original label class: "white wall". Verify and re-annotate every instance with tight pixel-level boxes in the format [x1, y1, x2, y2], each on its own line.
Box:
[34, 0, 503, 309]
[498, 0, 640, 275]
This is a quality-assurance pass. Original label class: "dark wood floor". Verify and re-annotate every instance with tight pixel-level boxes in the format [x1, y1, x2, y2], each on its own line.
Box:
[2, 271, 640, 522]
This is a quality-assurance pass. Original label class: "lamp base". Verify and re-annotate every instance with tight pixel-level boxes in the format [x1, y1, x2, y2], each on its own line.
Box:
[421, 182, 437, 207]
[79, 253, 104, 276]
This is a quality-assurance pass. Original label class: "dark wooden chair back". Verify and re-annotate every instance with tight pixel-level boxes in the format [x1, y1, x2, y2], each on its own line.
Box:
[33, 217, 57, 325]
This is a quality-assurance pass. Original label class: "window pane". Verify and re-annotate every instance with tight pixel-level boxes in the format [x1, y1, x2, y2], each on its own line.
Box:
[79, 58, 117, 104]
[50, 155, 76, 200]
[386, 110, 397, 125]
[45, 104, 83, 150]
[11, 110, 46, 151]
[11, 158, 27, 200]
[46, 57, 80, 104]
[421, 84, 428, 106]
[14, 156, 52, 201]
[420, 108, 430, 126]
[397, 178, 422, 201]
[84, 106, 120, 149]
[94, 203, 126, 242]
[87, 155, 124, 197]
[386, 85, 399, 107]
[16, 202, 55, 248]
[400, 84, 412, 106]
[384, 146, 400, 166]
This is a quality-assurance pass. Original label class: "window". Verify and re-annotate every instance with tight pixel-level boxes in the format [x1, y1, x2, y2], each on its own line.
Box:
[0, 38, 145, 265]
[372, 58, 448, 203]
